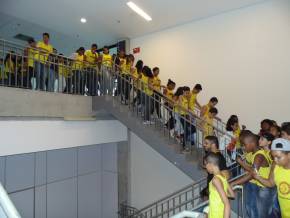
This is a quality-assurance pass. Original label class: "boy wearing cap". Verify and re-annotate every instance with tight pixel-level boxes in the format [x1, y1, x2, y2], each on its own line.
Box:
[253, 138, 290, 218]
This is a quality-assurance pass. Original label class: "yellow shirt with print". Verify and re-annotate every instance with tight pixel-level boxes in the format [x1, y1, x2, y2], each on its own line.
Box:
[34, 41, 53, 63]
[274, 165, 290, 218]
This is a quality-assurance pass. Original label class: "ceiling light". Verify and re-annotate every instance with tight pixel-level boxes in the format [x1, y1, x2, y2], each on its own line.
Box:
[80, 18, 87, 23]
[127, 1, 152, 22]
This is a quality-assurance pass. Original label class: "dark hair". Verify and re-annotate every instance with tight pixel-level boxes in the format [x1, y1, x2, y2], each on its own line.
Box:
[281, 122, 290, 135]
[142, 66, 153, 78]
[204, 136, 219, 149]
[260, 132, 275, 142]
[243, 132, 259, 145]
[153, 67, 159, 72]
[78, 47, 85, 52]
[194, 84, 202, 91]
[91, 43, 97, 48]
[135, 60, 143, 73]
[226, 116, 239, 131]
[43, 32, 50, 38]
[210, 97, 218, 103]
[271, 125, 281, 135]
[127, 54, 135, 62]
[28, 38, 35, 44]
[205, 152, 221, 167]
[103, 46, 109, 50]
[183, 86, 190, 92]
[174, 87, 185, 97]
[209, 107, 218, 114]
[261, 119, 274, 127]
[167, 79, 176, 86]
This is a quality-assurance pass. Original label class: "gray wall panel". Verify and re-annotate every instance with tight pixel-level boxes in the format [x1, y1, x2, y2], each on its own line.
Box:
[47, 148, 77, 183]
[9, 189, 34, 218]
[102, 172, 118, 218]
[0, 157, 5, 185]
[47, 178, 77, 218]
[6, 154, 34, 192]
[35, 185, 47, 218]
[102, 143, 117, 173]
[35, 152, 46, 186]
[78, 173, 102, 218]
[2, 143, 120, 218]
[78, 145, 101, 175]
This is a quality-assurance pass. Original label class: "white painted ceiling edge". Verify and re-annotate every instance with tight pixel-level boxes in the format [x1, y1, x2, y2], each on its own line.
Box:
[0, 0, 267, 47]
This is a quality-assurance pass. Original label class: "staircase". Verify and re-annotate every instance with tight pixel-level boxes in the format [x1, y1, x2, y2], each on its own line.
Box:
[0, 38, 241, 218]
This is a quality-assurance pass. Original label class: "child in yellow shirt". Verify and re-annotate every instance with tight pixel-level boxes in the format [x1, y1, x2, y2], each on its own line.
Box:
[205, 152, 234, 218]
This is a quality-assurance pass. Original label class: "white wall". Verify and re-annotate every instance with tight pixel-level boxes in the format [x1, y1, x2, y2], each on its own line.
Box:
[130, 0, 290, 132]
[129, 132, 193, 209]
[0, 120, 127, 156]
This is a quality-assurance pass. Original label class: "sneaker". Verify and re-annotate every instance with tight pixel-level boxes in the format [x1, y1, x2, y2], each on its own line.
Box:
[143, 121, 150, 125]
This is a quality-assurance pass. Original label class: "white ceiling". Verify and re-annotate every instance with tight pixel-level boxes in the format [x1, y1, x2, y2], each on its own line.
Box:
[0, 0, 267, 46]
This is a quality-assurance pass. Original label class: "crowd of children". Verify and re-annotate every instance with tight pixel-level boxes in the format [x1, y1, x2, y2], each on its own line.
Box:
[1, 32, 222, 152]
[203, 122, 290, 218]
[1, 33, 289, 218]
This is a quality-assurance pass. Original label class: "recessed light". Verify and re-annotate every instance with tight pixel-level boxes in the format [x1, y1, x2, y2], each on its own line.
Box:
[127, 1, 152, 22]
[80, 18, 87, 23]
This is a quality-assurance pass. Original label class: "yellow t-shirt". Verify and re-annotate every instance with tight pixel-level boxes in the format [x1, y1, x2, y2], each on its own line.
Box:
[123, 63, 132, 75]
[84, 50, 98, 67]
[189, 92, 197, 111]
[141, 74, 153, 96]
[152, 76, 161, 91]
[166, 89, 174, 100]
[58, 64, 70, 77]
[209, 175, 229, 218]
[250, 150, 271, 187]
[119, 57, 126, 73]
[0, 64, 7, 79]
[102, 53, 112, 67]
[4, 59, 15, 74]
[28, 47, 37, 68]
[34, 41, 53, 63]
[132, 68, 140, 88]
[203, 103, 211, 118]
[179, 96, 189, 115]
[234, 127, 241, 149]
[203, 115, 214, 136]
[73, 54, 84, 70]
[274, 165, 290, 218]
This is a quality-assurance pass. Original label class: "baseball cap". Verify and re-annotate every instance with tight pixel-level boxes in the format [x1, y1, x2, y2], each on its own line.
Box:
[260, 132, 275, 142]
[271, 138, 290, 151]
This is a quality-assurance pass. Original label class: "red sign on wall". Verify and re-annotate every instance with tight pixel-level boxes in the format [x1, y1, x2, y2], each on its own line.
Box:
[133, 47, 140, 54]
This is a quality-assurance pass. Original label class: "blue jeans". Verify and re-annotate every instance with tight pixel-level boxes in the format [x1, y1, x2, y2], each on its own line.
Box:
[34, 61, 48, 91]
[244, 182, 259, 218]
[47, 68, 56, 92]
[257, 186, 276, 218]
